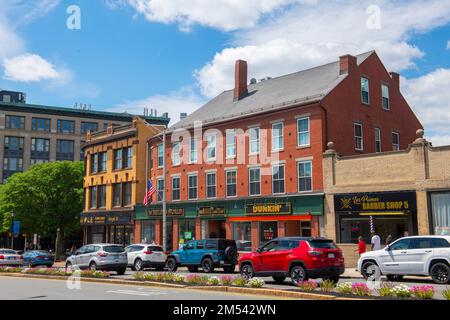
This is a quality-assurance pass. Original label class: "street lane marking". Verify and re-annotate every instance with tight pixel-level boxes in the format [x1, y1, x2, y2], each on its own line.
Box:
[107, 289, 169, 297]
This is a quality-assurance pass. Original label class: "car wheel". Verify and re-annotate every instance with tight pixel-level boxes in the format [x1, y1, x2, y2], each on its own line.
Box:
[223, 265, 236, 273]
[134, 259, 144, 272]
[65, 262, 73, 272]
[240, 264, 255, 280]
[386, 274, 404, 282]
[430, 262, 450, 284]
[89, 262, 97, 271]
[361, 261, 378, 279]
[272, 275, 286, 284]
[187, 266, 199, 273]
[224, 246, 238, 265]
[166, 257, 178, 272]
[117, 268, 126, 276]
[202, 258, 215, 273]
[290, 265, 308, 286]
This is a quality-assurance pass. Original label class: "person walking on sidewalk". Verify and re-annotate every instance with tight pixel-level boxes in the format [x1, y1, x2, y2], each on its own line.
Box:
[371, 231, 381, 251]
[357, 236, 367, 256]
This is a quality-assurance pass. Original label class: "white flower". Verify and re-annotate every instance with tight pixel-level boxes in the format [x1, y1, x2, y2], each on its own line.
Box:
[247, 277, 265, 288]
[208, 276, 220, 285]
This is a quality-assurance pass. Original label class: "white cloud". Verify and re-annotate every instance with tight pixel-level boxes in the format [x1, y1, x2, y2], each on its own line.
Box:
[109, 87, 206, 125]
[447, 40, 450, 50]
[2, 53, 66, 82]
[402, 69, 450, 146]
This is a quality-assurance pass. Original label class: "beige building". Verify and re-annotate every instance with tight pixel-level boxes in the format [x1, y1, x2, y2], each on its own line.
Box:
[322, 129, 450, 266]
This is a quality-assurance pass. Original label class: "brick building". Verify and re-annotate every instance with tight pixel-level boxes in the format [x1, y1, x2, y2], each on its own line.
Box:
[136, 51, 422, 252]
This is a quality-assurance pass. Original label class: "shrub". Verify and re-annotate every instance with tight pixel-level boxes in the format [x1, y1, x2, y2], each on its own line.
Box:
[25, 267, 70, 276]
[0, 267, 22, 273]
[143, 273, 157, 281]
[208, 276, 220, 286]
[247, 278, 265, 288]
[298, 281, 319, 291]
[392, 285, 412, 298]
[163, 273, 176, 282]
[173, 274, 186, 283]
[352, 283, 371, 296]
[133, 272, 145, 280]
[81, 270, 110, 278]
[233, 276, 247, 287]
[377, 283, 395, 297]
[155, 273, 165, 282]
[220, 275, 234, 286]
[319, 279, 336, 292]
[442, 288, 450, 300]
[335, 282, 353, 294]
[185, 274, 209, 285]
[411, 286, 435, 300]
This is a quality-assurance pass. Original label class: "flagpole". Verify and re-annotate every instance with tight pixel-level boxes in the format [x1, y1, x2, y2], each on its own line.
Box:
[162, 128, 167, 252]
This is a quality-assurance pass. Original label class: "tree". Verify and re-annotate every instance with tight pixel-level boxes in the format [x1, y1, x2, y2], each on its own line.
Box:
[0, 161, 84, 255]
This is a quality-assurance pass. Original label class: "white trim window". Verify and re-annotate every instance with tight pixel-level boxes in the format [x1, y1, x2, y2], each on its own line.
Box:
[157, 178, 164, 202]
[249, 167, 261, 196]
[249, 127, 260, 155]
[297, 117, 310, 147]
[271, 122, 284, 152]
[226, 170, 237, 197]
[190, 137, 198, 163]
[157, 143, 163, 167]
[206, 134, 216, 161]
[172, 142, 181, 165]
[206, 172, 217, 198]
[375, 127, 382, 153]
[381, 84, 390, 110]
[188, 174, 198, 200]
[171, 176, 181, 201]
[272, 164, 285, 194]
[361, 77, 370, 104]
[297, 161, 312, 192]
[392, 131, 400, 151]
[226, 129, 236, 158]
[354, 123, 363, 151]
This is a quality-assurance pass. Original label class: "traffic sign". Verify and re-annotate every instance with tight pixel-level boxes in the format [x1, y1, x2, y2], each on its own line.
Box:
[12, 221, 21, 237]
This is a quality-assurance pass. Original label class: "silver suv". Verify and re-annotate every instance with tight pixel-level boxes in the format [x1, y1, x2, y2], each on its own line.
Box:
[65, 244, 127, 275]
[125, 244, 167, 271]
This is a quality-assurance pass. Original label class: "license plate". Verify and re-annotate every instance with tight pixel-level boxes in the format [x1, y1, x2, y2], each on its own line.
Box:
[328, 253, 335, 258]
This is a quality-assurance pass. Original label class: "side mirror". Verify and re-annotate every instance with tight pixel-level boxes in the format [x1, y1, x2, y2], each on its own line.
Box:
[256, 247, 262, 254]
[385, 246, 391, 251]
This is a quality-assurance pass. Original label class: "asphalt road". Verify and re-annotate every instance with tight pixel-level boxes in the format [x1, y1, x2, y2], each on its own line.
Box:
[0, 276, 277, 300]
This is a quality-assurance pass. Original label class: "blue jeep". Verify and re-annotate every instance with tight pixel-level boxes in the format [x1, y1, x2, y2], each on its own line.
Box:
[166, 239, 238, 273]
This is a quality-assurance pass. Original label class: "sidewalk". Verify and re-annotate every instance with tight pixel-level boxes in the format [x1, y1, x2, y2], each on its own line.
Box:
[342, 268, 362, 279]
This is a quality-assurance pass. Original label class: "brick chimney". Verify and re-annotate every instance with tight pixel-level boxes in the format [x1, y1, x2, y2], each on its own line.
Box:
[390, 72, 400, 91]
[234, 60, 248, 101]
[339, 54, 357, 75]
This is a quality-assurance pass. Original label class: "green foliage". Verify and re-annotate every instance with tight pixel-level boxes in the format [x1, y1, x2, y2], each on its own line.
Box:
[319, 279, 336, 292]
[0, 161, 84, 242]
[442, 288, 450, 300]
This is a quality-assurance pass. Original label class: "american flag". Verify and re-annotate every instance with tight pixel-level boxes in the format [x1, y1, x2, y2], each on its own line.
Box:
[143, 179, 156, 206]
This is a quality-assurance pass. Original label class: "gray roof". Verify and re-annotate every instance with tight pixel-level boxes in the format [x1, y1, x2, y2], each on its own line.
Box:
[171, 51, 374, 131]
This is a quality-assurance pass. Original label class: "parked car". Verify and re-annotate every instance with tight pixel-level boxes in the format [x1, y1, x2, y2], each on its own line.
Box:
[357, 235, 450, 284]
[65, 244, 127, 275]
[23, 250, 54, 268]
[166, 239, 238, 273]
[125, 244, 166, 271]
[239, 237, 345, 286]
[0, 249, 23, 267]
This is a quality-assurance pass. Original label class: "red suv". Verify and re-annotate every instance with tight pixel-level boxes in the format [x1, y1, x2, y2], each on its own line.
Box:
[239, 237, 345, 285]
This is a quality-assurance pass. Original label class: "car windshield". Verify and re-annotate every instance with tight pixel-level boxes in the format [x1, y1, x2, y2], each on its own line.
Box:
[309, 240, 337, 249]
[35, 250, 51, 255]
[0, 249, 16, 254]
[103, 245, 124, 253]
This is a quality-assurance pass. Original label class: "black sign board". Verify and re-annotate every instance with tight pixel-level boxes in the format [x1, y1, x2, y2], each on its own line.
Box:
[147, 208, 185, 217]
[246, 203, 291, 215]
[80, 212, 133, 226]
[199, 207, 226, 216]
[334, 191, 417, 213]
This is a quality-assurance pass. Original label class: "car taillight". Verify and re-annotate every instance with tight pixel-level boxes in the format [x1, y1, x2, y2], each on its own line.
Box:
[97, 251, 108, 257]
[144, 251, 153, 255]
[308, 250, 323, 257]
[19, 255, 23, 260]
[0, 255, 4, 260]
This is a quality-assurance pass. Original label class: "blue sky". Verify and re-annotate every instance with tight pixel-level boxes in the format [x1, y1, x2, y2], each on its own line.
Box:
[0, 0, 449, 144]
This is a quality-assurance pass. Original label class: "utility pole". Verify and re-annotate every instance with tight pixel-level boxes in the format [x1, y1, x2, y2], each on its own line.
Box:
[10, 212, 14, 250]
[162, 129, 167, 252]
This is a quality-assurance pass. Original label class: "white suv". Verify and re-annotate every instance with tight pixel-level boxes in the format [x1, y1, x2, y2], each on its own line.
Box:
[125, 244, 167, 271]
[357, 236, 450, 284]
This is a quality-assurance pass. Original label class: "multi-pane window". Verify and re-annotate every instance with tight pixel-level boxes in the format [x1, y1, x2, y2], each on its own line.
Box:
[157, 178, 164, 202]
[91, 153, 99, 174]
[298, 161, 312, 192]
[4, 136, 24, 155]
[361, 77, 370, 104]
[206, 134, 216, 161]
[122, 182, 132, 206]
[113, 147, 132, 170]
[392, 131, 400, 151]
[381, 84, 390, 110]
[206, 172, 216, 198]
[99, 152, 107, 172]
[89, 186, 97, 209]
[172, 142, 181, 165]
[297, 117, 310, 147]
[56, 140, 74, 161]
[375, 128, 382, 153]
[81, 122, 99, 134]
[98, 185, 107, 208]
[190, 138, 197, 163]
[32, 117, 51, 132]
[30, 138, 50, 164]
[57, 120, 75, 134]
[112, 183, 122, 207]
[226, 170, 237, 197]
[249, 127, 260, 155]
[249, 167, 261, 196]
[172, 176, 181, 201]
[354, 123, 363, 151]
[3, 136, 24, 181]
[3, 158, 23, 174]
[226, 130, 236, 158]
[272, 122, 284, 151]
[5, 115, 25, 129]
[188, 174, 198, 200]
[112, 182, 131, 207]
[157, 144, 164, 167]
[272, 164, 285, 194]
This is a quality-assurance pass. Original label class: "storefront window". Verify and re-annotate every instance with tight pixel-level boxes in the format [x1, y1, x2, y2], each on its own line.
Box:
[431, 193, 450, 235]
[259, 221, 278, 245]
[232, 222, 252, 251]
[141, 220, 156, 243]
[178, 219, 196, 248]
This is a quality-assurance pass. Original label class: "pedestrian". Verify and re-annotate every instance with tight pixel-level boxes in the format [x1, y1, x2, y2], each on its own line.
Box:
[385, 234, 393, 246]
[357, 236, 366, 256]
[371, 231, 381, 251]
[150, 239, 156, 245]
[403, 231, 410, 237]
[70, 244, 77, 254]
